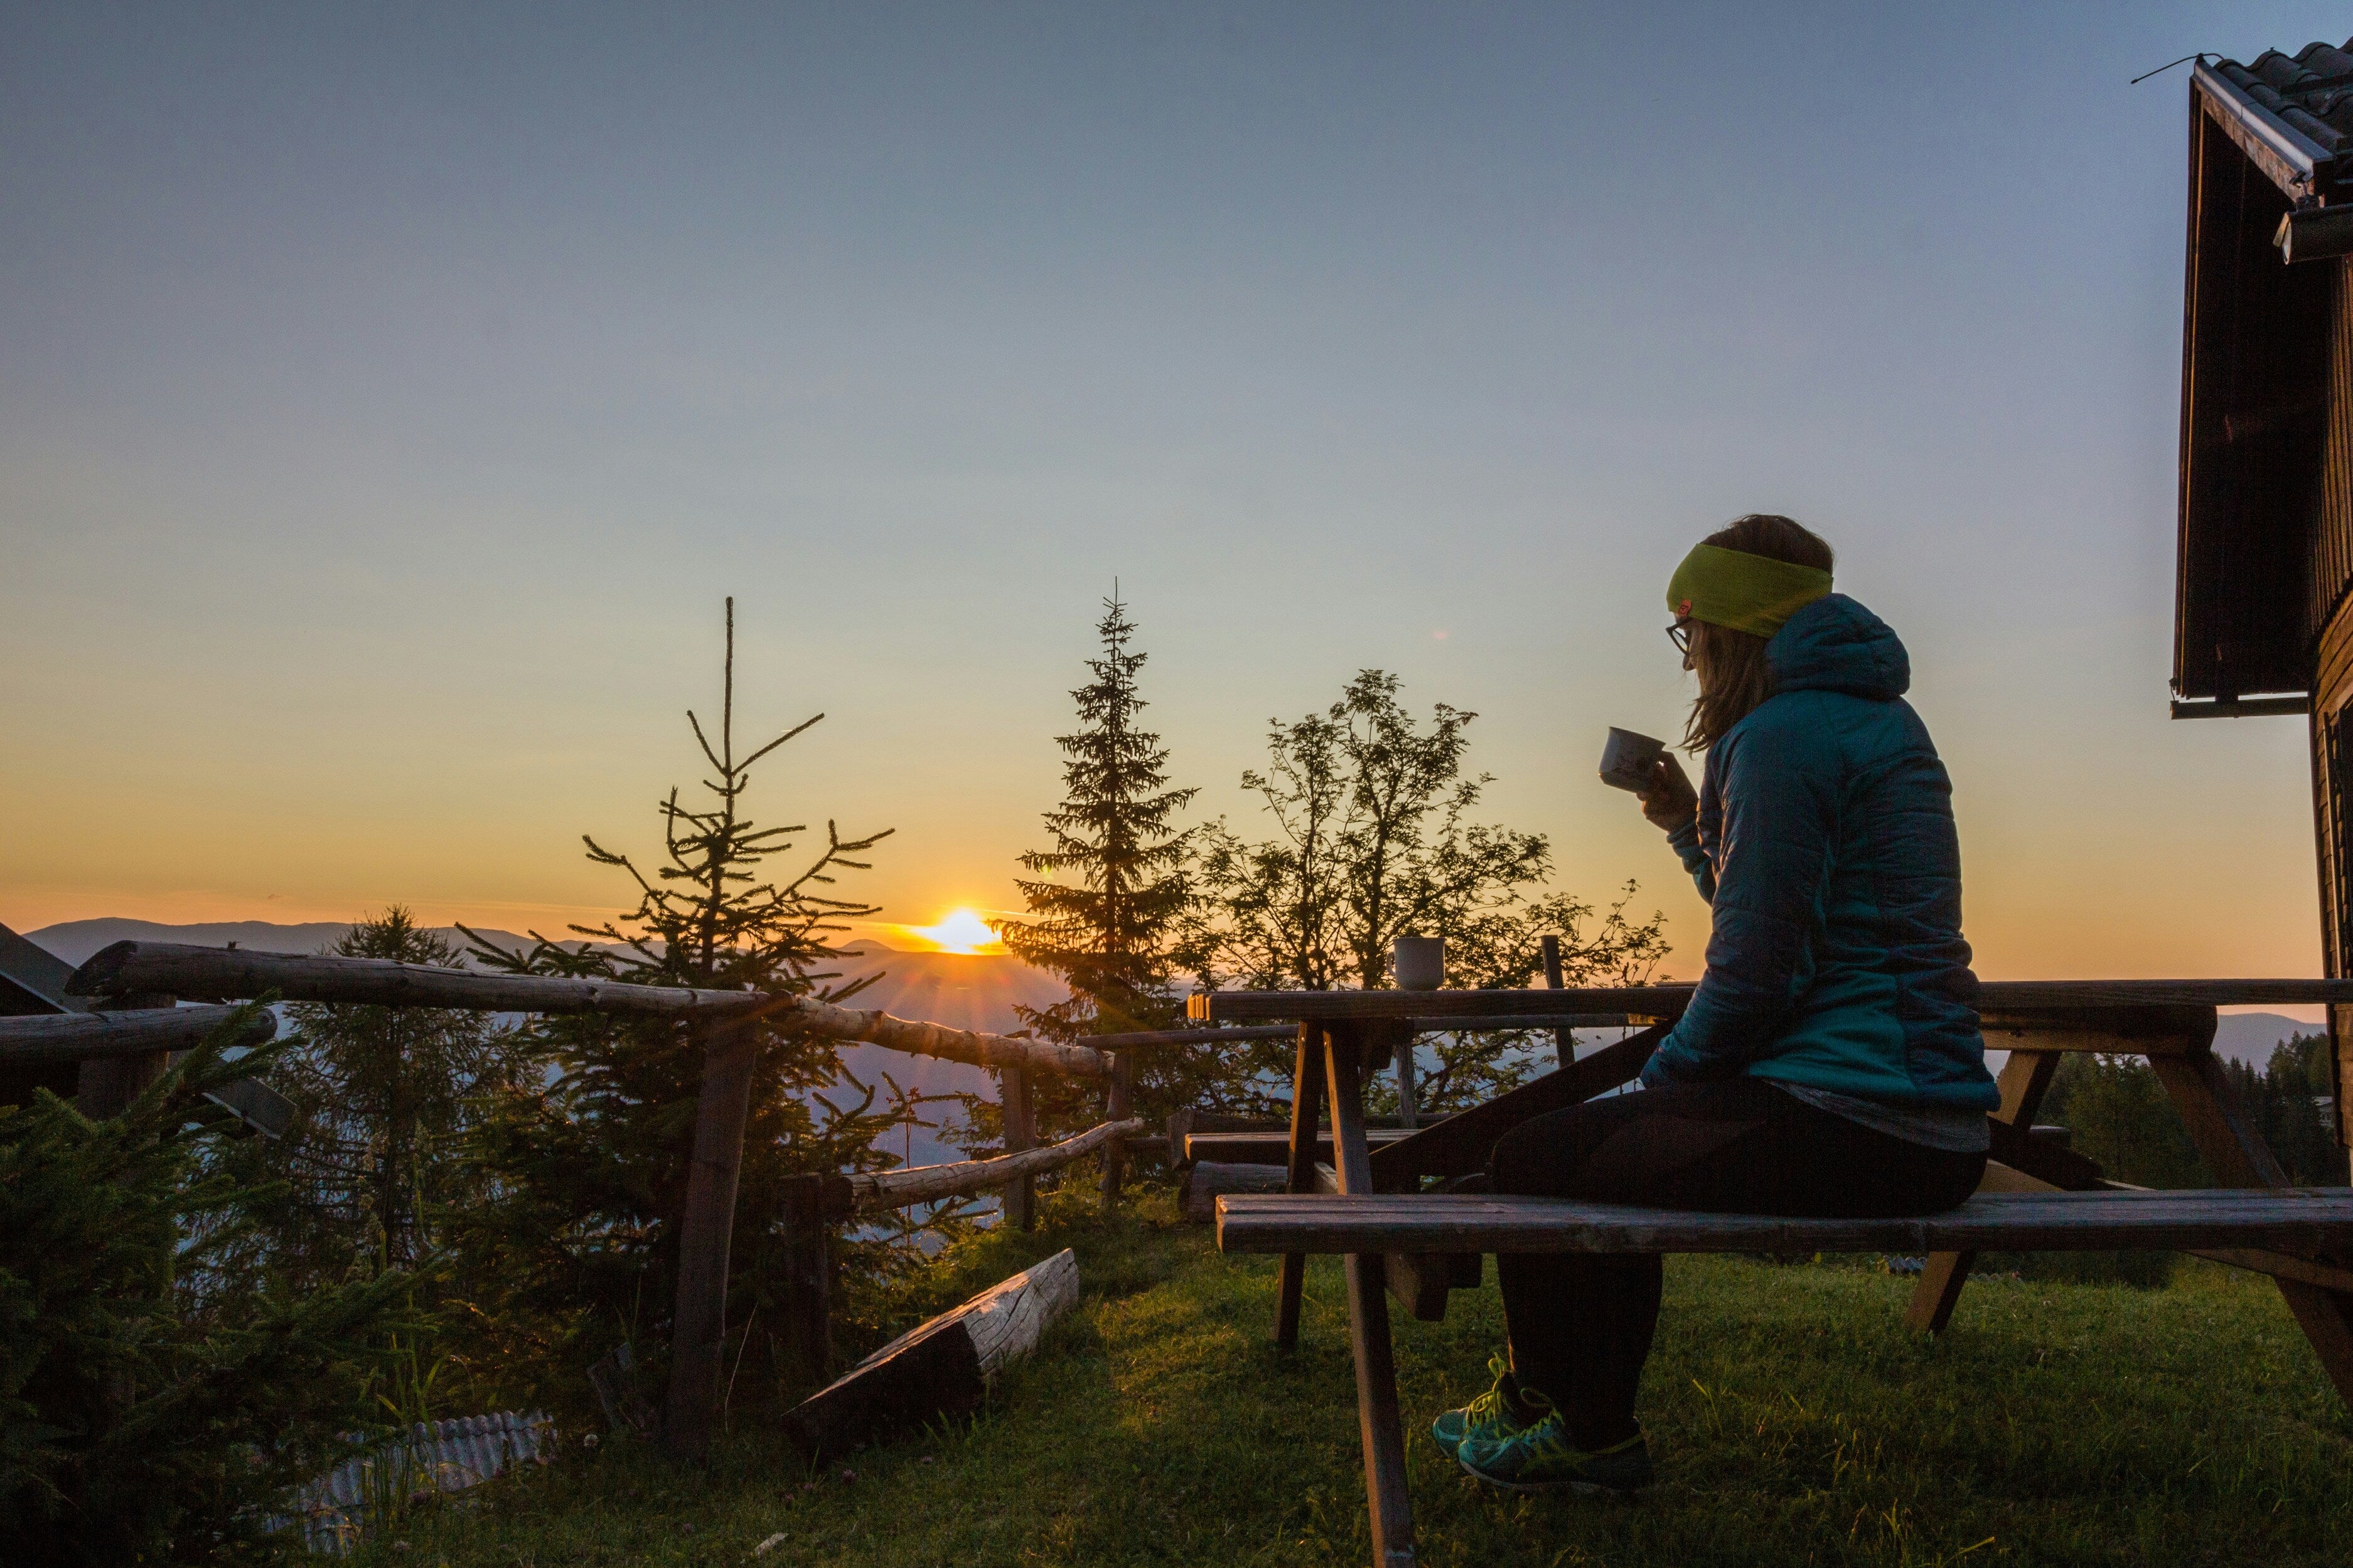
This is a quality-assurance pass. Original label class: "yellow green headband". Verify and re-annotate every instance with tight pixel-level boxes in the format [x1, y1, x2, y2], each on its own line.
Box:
[1666, 543, 1833, 638]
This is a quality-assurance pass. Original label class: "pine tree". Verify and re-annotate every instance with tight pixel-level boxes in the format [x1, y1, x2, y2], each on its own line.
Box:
[212, 909, 523, 1291]
[450, 600, 899, 1414]
[1002, 595, 1197, 1140]
[1, 1014, 415, 1564]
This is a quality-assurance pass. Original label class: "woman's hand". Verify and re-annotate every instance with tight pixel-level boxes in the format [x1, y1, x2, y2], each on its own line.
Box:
[1638, 754, 1698, 831]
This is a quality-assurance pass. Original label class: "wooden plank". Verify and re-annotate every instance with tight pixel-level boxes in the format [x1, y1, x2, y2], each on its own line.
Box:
[1274, 1023, 1326, 1351]
[1084, 1024, 1300, 1048]
[1322, 1023, 1415, 1568]
[662, 1020, 761, 1459]
[1194, 985, 1694, 1023]
[1182, 1160, 1291, 1222]
[1189, 978, 2353, 1025]
[1186, 1129, 1414, 1163]
[850, 1118, 1145, 1209]
[69, 940, 1113, 1079]
[0, 1003, 276, 1064]
[1215, 1189, 2353, 1257]
[1368, 1023, 1668, 1186]
[781, 1249, 1080, 1465]
[1907, 1048, 2062, 1333]
[1379, 1249, 1455, 1322]
[2192, 1247, 2353, 1294]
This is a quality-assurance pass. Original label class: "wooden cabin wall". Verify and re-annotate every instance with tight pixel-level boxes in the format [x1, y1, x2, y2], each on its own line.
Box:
[2313, 377, 2353, 1144]
[2177, 100, 2337, 699]
[2315, 552, 2353, 1151]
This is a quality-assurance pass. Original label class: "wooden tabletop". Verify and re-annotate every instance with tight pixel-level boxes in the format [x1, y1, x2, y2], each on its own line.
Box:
[1189, 978, 2353, 1024]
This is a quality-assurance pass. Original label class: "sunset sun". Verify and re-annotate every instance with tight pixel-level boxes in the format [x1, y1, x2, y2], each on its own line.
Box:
[907, 908, 1006, 955]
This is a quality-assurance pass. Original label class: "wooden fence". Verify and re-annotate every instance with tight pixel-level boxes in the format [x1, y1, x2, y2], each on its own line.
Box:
[14, 939, 1651, 1462]
[28, 940, 1182, 1460]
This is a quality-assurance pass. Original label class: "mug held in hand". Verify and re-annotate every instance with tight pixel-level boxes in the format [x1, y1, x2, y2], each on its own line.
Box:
[1599, 727, 1666, 794]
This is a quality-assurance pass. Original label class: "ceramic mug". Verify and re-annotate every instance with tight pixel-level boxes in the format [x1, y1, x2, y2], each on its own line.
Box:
[1392, 934, 1445, 991]
[1599, 726, 1667, 794]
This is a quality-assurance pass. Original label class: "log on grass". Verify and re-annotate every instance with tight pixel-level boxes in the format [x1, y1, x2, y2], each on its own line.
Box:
[1182, 1160, 1292, 1222]
[782, 1248, 1081, 1464]
[849, 1119, 1145, 1210]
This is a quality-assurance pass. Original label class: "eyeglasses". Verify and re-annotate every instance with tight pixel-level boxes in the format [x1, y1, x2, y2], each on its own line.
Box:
[1666, 620, 1694, 656]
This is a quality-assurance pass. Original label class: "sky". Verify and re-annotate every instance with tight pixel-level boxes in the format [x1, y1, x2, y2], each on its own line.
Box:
[4, 3, 2350, 983]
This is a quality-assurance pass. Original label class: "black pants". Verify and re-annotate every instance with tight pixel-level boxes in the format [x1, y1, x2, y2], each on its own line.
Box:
[1486, 1077, 1985, 1450]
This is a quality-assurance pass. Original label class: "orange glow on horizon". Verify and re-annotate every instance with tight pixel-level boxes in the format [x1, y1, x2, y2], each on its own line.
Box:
[894, 908, 1009, 955]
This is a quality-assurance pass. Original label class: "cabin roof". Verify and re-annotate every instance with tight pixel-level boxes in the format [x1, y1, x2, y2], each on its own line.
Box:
[2206, 41, 2353, 180]
[2172, 40, 2353, 711]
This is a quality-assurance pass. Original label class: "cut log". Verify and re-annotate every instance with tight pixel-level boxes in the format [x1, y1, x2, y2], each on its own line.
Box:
[782, 1248, 1080, 1464]
[1182, 1160, 1291, 1222]
[849, 1119, 1144, 1210]
[0, 1005, 276, 1064]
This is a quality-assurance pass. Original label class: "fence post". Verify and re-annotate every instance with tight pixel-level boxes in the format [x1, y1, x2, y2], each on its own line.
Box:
[1099, 1049, 1132, 1212]
[776, 1173, 835, 1391]
[76, 991, 178, 1118]
[1393, 1025, 1418, 1129]
[663, 1018, 760, 1460]
[1540, 934, 1570, 1069]
[1001, 1066, 1037, 1230]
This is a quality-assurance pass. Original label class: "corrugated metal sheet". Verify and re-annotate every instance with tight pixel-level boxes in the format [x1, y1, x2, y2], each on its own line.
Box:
[269, 1410, 554, 1555]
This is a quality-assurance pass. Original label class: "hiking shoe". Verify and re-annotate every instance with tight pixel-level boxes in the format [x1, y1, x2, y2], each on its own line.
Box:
[1430, 1356, 1534, 1459]
[1456, 1412, 1653, 1495]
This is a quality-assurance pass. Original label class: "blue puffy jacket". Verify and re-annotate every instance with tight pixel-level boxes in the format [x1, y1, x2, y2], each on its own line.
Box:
[1637, 594, 1998, 1111]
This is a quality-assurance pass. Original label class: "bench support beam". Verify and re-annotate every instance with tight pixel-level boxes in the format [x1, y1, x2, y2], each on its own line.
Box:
[1324, 1023, 1416, 1568]
[2150, 1048, 2353, 1407]
[1907, 1047, 2059, 1332]
[1275, 1023, 1327, 1352]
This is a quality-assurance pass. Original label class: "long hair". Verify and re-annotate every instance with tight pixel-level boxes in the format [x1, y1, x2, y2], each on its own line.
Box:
[1681, 514, 1835, 752]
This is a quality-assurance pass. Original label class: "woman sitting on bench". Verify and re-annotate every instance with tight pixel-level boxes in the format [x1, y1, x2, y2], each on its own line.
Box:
[1437, 513, 1998, 1494]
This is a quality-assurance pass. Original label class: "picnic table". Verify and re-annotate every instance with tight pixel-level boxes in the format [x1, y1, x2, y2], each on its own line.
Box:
[1186, 981, 2353, 1568]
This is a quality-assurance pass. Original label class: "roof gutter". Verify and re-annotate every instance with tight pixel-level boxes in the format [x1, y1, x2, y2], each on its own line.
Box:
[2192, 60, 2337, 202]
[2170, 694, 2311, 720]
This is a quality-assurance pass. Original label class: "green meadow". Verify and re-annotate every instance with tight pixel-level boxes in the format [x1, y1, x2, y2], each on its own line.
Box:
[367, 1189, 2353, 1568]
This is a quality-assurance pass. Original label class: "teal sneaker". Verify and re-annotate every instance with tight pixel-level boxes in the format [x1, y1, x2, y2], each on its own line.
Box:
[1456, 1411, 1654, 1495]
[1430, 1356, 1535, 1459]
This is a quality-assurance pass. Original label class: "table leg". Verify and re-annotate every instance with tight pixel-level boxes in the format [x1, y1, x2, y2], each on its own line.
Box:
[1906, 1047, 2057, 1333]
[1275, 1022, 1328, 1352]
[2152, 1042, 2353, 1405]
[1326, 1024, 1416, 1568]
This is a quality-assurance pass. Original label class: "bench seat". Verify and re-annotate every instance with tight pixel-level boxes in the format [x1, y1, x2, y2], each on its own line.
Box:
[1217, 1188, 2353, 1258]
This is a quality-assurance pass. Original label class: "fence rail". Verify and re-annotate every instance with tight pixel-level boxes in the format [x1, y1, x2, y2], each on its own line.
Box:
[65, 941, 1111, 1079]
[0, 1003, 275, 1064]
[850, 1117, 1146, 1210]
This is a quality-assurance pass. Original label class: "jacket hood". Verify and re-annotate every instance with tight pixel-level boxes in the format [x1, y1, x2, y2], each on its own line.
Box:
[1764, 593, 1909, 700]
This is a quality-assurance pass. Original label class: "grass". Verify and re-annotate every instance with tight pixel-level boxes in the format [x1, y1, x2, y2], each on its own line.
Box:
[368, 1190, 2353, 1568]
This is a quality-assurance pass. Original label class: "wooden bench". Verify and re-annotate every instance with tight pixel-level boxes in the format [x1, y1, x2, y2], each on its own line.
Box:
[1187, 980, 2353, 1568]
[1219, 1187, 2353, 1257]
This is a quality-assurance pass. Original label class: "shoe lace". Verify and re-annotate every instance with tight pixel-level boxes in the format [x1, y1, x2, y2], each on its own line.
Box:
[1462, 1355, 1518, 1429]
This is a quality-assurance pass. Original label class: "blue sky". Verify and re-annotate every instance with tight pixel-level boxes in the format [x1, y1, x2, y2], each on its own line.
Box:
[4, 3, 2347, 980]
